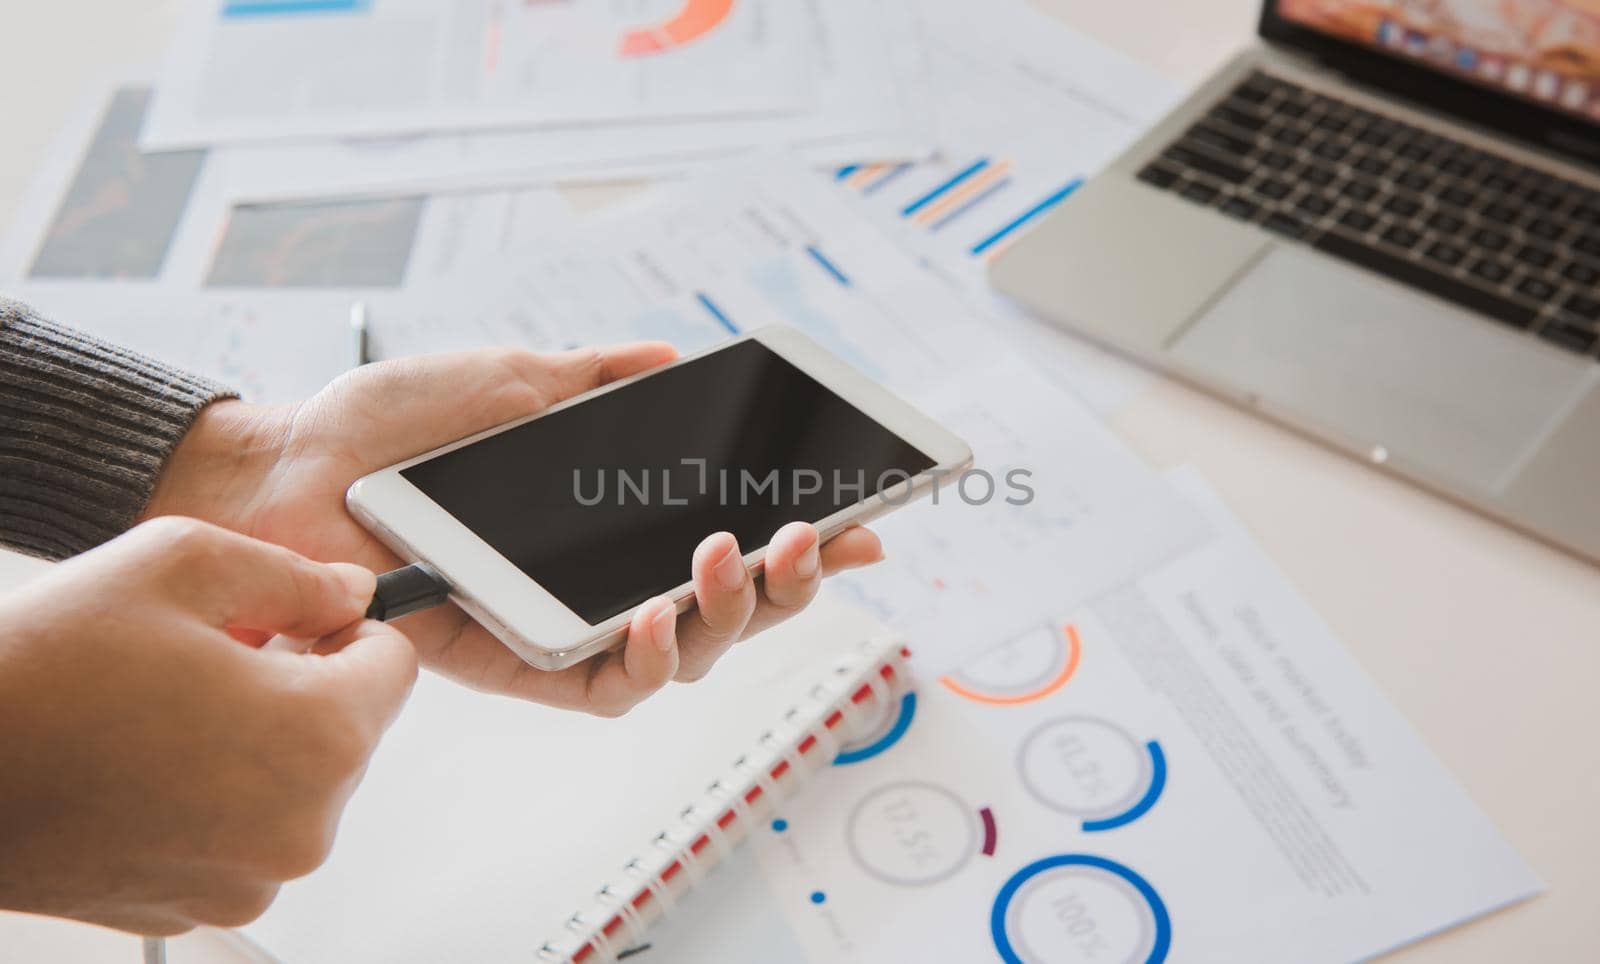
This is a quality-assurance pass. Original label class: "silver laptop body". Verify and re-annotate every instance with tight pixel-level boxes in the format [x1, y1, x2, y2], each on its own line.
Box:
[991, 12, 1600, 564]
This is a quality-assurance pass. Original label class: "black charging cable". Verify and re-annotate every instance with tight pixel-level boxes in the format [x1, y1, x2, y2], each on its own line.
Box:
[364, 563, 452, 621]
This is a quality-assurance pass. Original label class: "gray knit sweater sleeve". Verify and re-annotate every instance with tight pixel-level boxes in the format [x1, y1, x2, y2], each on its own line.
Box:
[0, 297, 237, 560]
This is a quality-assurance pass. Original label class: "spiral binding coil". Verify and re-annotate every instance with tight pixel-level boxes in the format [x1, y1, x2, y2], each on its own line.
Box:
[537, 637, 909, 964]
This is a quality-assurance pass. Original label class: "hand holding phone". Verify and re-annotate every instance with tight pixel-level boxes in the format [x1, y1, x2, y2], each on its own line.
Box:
[146, 340, 888, 716]
[349, 329, 971, 672]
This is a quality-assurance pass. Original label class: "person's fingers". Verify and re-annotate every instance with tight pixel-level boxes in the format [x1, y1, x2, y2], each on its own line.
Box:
[742, 526, 885, 639]
[758, 522, 823, 611]
[397, 525, 887, 706]
[675, 533, 757, 682]
[818, 526, 885, 575]
[300, 620, 420, 734]
[396, 527, 884, 709]
[738, 523, 822, 640]
[326, 343, 678, 464]
[133, 518, 373, 638]
[580, 596, 680, 717]
[533, 342, 679, 405]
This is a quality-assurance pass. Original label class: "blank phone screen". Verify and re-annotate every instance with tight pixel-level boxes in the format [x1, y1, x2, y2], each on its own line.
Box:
[401, 339, 936, 625]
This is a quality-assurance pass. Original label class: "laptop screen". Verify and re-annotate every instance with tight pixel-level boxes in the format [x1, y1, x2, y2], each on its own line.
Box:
[1278, 1, 1600, 121]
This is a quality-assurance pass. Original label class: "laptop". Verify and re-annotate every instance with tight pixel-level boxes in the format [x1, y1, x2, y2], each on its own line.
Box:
[989, 0, 1600, 564]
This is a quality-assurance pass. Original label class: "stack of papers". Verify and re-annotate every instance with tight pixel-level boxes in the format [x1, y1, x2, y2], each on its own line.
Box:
[0, 0, 1541, 959]
[144, 0, 817, 145]
[151, 0, 934, 200]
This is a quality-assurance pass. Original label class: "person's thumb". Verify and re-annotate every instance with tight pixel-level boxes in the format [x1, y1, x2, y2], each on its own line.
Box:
[321, 342, 678, 466]
[133, 518, 374, 639]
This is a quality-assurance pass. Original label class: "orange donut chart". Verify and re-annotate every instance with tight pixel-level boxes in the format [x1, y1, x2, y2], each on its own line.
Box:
[618, 0, 734, 57]
[941, 624, 1082, 706]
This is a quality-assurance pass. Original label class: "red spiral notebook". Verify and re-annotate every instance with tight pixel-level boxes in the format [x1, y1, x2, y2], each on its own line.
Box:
[537, 636, 911, 964]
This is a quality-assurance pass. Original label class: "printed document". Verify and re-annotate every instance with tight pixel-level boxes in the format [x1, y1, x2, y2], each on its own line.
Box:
[206, 0, 933, 201]
[142, 0, 811, 148]
[828, 0, 1186, 415]
[647, 470, 1542, 963]
[0, 84, 577, 294]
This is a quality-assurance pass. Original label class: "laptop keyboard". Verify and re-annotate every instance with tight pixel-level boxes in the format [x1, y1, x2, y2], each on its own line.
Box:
[1136, 70, 1600, 361]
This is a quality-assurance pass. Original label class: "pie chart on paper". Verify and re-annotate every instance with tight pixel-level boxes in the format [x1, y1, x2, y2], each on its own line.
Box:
[619, 0, 735, 56]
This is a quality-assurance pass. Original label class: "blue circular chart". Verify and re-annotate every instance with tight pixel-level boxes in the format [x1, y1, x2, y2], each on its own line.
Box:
[991, 854, 1170, 964]
[1016, 716, 1166, 832]
[833, 691, 917, 766]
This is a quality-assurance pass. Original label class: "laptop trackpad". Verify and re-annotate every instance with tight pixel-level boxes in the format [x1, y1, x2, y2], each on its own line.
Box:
[1170, 245, 1594, 493]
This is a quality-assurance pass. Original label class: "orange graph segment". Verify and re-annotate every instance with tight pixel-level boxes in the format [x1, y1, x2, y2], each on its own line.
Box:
[618, 0, 734, 57]
[618, 30, 665, 55]
[847, 163, 887, 189]
[914, 160, 1013, 226]
[664, 0, 732, 44]
[940, 624, 1082, 706]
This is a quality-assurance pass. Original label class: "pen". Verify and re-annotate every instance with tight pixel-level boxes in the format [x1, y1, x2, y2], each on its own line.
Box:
[349, 301, 370, 368]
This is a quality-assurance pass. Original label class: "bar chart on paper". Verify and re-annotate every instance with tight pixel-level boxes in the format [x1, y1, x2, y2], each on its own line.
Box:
[835, 157, 1084, 265]
[826, 0, 1180, 290]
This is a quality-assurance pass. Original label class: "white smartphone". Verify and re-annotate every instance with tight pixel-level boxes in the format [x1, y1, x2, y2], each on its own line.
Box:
[346, 328, 972, 671]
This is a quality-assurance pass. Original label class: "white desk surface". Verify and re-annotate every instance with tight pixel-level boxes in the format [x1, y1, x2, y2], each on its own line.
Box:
[2, 1, 1597, 961]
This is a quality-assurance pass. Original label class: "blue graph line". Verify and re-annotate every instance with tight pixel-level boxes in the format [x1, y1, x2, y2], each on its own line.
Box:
[805, 245, 851, 287]
[901, 159, 990, 217]
[222, 0, 368, 17]
[695, 292, 738, 335]
[833, 692, 916, 765]
[1083, 741, 1166, 832]
[969, 177, 1084, 256]
[834, 164, 862, 181]
[992, 855, 1171, 964]
[930, 177, 1013, 232]
[862, 162, 913, 196]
